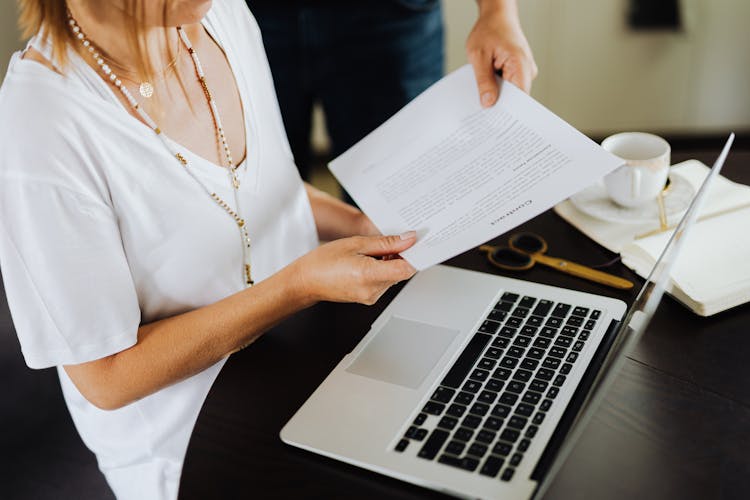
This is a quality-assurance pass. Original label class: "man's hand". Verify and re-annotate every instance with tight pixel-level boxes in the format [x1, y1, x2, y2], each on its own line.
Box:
[467, 0, 538, 106]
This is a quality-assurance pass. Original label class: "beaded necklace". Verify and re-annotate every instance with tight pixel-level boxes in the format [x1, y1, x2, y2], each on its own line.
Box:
[67, 15, 254, 287]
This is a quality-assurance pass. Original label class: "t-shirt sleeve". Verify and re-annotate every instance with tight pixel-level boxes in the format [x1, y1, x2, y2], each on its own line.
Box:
[0, 179, 141, 369]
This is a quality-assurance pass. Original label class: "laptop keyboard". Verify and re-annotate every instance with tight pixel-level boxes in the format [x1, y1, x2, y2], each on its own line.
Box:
[394, 292, 601, 482]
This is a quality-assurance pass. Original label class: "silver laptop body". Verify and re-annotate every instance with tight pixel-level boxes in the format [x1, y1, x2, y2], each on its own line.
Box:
[281, 135, 734, 500]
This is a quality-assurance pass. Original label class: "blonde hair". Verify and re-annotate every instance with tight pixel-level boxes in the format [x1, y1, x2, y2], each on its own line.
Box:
[17, 0, 172, 93]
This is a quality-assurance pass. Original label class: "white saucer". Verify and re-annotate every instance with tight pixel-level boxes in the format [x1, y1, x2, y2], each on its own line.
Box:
[569, 175, 695, 224]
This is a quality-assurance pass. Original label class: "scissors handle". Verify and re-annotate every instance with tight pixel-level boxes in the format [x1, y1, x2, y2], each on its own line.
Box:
[533, 254, 634, 290]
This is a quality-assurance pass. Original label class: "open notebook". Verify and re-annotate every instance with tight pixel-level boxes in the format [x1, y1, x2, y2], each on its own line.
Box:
[555, 160, 750, 316]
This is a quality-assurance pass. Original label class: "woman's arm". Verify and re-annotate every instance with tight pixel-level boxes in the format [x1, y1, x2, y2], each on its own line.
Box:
[64, 232, 416, 410]
[305, 183, 380, 240]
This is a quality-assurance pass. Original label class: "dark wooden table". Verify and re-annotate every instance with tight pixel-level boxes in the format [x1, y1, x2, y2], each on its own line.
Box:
[179, 149, 750, 500]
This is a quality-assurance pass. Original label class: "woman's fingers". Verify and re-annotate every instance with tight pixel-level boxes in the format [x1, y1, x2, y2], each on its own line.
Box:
[354, 231, 418, 257]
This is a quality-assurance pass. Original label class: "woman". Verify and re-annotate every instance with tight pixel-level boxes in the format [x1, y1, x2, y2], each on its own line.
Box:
[0, 1, 416, 498]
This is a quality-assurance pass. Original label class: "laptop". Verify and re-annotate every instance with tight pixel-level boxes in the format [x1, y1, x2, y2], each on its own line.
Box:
[281, 135, 734, 499]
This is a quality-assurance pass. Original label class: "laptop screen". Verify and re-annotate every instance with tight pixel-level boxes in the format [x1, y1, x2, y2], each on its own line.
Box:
[533, 133, 735, 498]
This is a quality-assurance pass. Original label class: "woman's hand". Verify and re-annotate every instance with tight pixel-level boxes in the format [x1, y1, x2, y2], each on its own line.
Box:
[468, 0, 538, 106]
[290, 232, 418, 305]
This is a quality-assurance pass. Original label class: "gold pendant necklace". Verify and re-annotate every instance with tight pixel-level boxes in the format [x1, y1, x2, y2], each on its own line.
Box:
[139, 81, 154, 98]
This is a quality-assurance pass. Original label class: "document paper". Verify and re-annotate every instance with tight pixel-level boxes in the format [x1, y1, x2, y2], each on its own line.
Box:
[329, 65, 624, 270]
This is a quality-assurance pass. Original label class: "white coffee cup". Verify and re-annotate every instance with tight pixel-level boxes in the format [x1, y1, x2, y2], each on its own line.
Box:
[602, 132, 670, 207]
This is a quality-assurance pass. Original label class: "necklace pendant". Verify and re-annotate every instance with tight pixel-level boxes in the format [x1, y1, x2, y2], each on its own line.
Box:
[139, 82, 154, 98]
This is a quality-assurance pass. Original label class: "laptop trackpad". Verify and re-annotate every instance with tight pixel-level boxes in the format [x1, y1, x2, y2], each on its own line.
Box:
[346, 316, 459, 389]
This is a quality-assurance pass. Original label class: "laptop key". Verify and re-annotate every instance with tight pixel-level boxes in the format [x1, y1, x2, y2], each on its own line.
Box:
[508, 416, 527, 429]
[438, 454, 479, 471]
[500, 357, 519, 369]
[510, 453, 523, 467]
[478, 358, 496, 370]
[555, 336, 573, 348]
[513, 335, 532, 347]
[414, 429, 428, 441]
[418, 429, 449, 460]
[470, 402, 490, 416]
[476, 429, 497, 444]
[484, 416, 504, 431]
[532, 300, 553, 317]
[499, 326, 517, 338]
[485, 379, 504, 393]
[488, 309, 507, 323]
[542, 357, 561, 370]
[515, 403, 534, 417]
[512, 369, 533, 383]
[462, 415, 483, 429]
[572, 306, 589, 317]
[518, 438, 531, 452]
[508, 346, 525, 358]
[470, 368, 490, 382]
[414, 413, 427, 426]
[500, 429, 520, 443]
[478, 390, 498, 404]
[395, 439, 409, 452]
[459, 457, 480, 472]
[501, 292, 519, 303]
[536, 368, 554, 381]
[561, 325, 579, 337]
[445, 440, 465, 456]
[485, 347, 503, 359]
[462, 380, 482, 394]
[493, 367, 512, 380]
[545, 316, 563, 328]
[573, 341, 585, 352]
[520, 358, 538, 370]
[547, 387, 559, 399]
[499, 392, 519, 406]
[579, 330, 590, 341]
[511, 307, 529, 318]
[522, 391, 541, 405]
[527, 315, 544, 327]
[493, 441, 513, 456]
[506, 316, 523, 328]
[422, 401, 445, 416]
[549, 346, 567, 358]
[591, 309, 601, 319]
[519, 296, 537, 309]
[533, 337, 551, 349]
[496, 301, 513, 312]
[492, 337, 510, 349]
[560, 363, 572, 375]
[480, 455, 505, 477]
[446, 404, 467, 418]
[585, 319, 597, 330]
[530, 379, 548, 393]
[406, 426, 420, 439]
[491, 404, 511, 418]
[566, 352, 579, 363]
[507, 380, 526, 394]
[527, 347, 545, 359]
[431, 386, 455, 404]
[553, 374, 567, 387]
[453, 427, 473, 442]
[566, 315, 584, 327]
[540, 399, 553, 412]
[468, 443, 489, 457]
[438, 416, 458, 430]
[540, 327, 557, 338]
[479, 320, 501, 334]
[455, 392, 474, 406]
[441, 333, 492, 389]
[521, 325, 538, 337]
[526, 425, 539, 438]
[551, 303, 571, 318]
[501, 467, 515, 482]
[533, 412, 546, 425]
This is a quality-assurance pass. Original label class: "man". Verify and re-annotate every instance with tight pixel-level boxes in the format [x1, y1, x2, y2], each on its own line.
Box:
[250, 0, 537, 181]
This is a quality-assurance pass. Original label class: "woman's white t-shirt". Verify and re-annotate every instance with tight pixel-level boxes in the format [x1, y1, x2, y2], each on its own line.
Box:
[0, 1, 318, 499]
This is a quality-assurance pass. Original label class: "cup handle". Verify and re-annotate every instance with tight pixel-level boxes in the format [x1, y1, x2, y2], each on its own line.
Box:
[631, 168, 641, 199]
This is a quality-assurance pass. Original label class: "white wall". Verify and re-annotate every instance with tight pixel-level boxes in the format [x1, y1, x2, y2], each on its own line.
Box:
[444, 0, 750, 135]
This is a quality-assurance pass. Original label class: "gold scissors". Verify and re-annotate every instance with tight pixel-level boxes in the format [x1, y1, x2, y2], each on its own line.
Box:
[480, 232, 633, 290]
